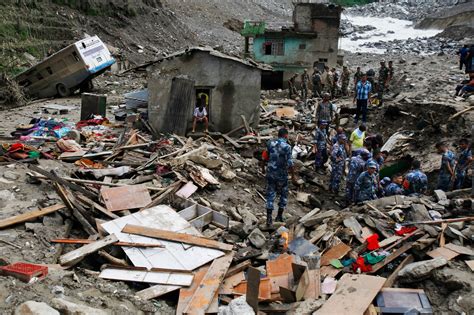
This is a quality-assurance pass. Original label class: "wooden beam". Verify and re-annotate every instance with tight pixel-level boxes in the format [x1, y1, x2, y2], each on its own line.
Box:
[76, 194, 119, 219]
[246, 267, 260, 313]
[59, 234, 118, 267]
[221, 133, 242, 149]
[241, 115, 251, 134]
[226, 259, 251, 278]
[0, 204, 65, 229]
[50, 238, 164, 248]
[369, 242, 413, 274]
[136, 285, 180, 301]
[183, 252, 234, 314]
[122, 224, 233, 251]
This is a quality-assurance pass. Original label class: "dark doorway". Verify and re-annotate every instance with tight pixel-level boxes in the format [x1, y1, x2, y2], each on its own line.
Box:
[261, 70, 284, 90]
[195, 87, 212, 121]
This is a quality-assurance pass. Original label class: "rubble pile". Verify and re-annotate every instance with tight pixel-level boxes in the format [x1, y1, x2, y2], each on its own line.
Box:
[361, 37, 458, 55]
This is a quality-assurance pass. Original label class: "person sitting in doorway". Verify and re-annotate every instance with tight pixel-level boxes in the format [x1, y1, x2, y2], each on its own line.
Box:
[192, 96, 209, 133]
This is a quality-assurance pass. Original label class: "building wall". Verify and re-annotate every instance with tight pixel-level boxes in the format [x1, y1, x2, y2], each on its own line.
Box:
[148, 51, 261, 134]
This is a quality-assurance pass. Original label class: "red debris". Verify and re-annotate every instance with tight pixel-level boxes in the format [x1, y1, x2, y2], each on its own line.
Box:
[0, 262, 48, 282]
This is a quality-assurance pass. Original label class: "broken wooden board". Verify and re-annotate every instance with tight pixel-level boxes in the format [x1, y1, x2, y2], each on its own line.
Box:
[370, 243, 413, 274]
[171, 146, 208, 167]
[427, 247, 460, 261]
[315, 274, 386, 315]
[379, 235, 402, 248]
[266, 254, 294, 294]
[175, 181, 198, 199]
[246, 267, 261, 313]
[135, 285, 181, 300]
[177, 265, 210, 315]
[219, 272, 246, 295]
[123, 224, 233, 252]
[101, 184, 151, 212]
[99, 266, 193, 286]
[320, 265, 341, 278]
[101, 205, 224, 271]
[444, 243, 474, 256]
[0, 203, 65, 229]
[304, 269, 321, 299]
[321, 243, 351, 266]
[59, 234, 118, 267]
[465, 260, 474, 271]
[183, 252, 234, 315]
[233, 278, 272, 301]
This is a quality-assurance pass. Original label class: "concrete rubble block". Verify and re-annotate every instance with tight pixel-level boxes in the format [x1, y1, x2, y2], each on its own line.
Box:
[50, 298, 109, 315]
[237, 208, 259, 226]
[398, 257, 448, 282]
[220, 169, 237, 181]
[3, 170, 20, 180]
[248, 228, 266, 249]
[433, 267, 474, 291]
[289, 298, 324, 315]
[14, 301, 60, 315]
[409, 203, 432, 222]
[302, 210, 338, 227]
[296, 192, 311, 205]
[434, 189, 449, 206]
[218, 295, 255, 315]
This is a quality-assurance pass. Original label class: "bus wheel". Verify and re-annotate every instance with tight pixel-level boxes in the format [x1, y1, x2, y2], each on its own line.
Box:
[80, 80, 94, 93]
[56, 83, 70, 97]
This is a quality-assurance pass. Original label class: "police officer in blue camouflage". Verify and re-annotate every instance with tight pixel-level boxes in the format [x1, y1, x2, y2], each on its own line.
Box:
[384, 174, 404, 196]
[436, 142, 456, 191]
[312, 120, 329, 173]
[346, 149, 371, 204]
[264, 128, 295, 226]
[330, 134, 347, 193]
[454, 138, 472, 189]
[404, 160, 428, 195]
[355, 161, 378, 203]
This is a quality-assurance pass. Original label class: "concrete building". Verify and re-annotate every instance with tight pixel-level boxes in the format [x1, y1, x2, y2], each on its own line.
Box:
[147, 47, 268, 135]
[243, 1, 342, 89]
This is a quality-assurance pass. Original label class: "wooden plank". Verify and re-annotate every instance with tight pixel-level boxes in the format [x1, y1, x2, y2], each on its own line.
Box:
[51, 238, 164, 248]
[59, 234, 118, 267]
[240, 114, 251, 134]
[369, 243, 413, 273]
[320, 265, 341, 278]
[321, 243, 351, 266]
[444, 243, 474, 256]
[101, 184, 152, 212]
[76, 194, 119, 219]
[135, 285, 181, 300]
[427, 247, 460, 261]
[465, 260, 474, 271]
[221, 134, 242, 149]
[175, 181, 198, 199]
[383, 254, 414, 288]
[364, 304, 377, 315]
[315, 274, 386, 315]
[304, 269, 320, 299]
[177, 265, 210, 315]
[219, 272, 245, 295]
[183, 252, 234, 315]
[295, 268, 309, 302]
[0, 204, 65, 229]
[122, 224, 233, 252]
[226, 260, 251, 278]
[379, 236, 402, 248]
[233, 278, 272, 301]
[246, 267, 261, 313]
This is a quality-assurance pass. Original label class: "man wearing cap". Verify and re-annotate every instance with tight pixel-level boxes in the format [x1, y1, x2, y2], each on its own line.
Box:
[355, 161, 378, 203]
[330, 134, 347, 193]
[263, 128, 295, 225]
[346, 149, 371, 204]
[404, 160, 428, 195]
[385, 174, 404, 196]
[312, 121, 329, 173]
[435, 142, 456, 191]
[377, 60, 390, 105]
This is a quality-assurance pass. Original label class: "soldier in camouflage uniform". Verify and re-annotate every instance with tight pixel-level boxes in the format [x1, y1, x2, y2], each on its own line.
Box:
[345, 149, 371, 204]
[404, 160, 428, 195]
[355, 161, 378, 203]
[312, 121, 329, 173]
[384, 174, 404, 196]
[354, 66, 363, 90]
[330, 134, 347, 193]
[436, 142, 456, 191]
[263, 128, 295, 225]
[301, 69, 310, 100]
[288, 74, 298, 98]
[454, 138, 472, 189]
[377, 60, 390, 105]
[341, 66, 351, 96]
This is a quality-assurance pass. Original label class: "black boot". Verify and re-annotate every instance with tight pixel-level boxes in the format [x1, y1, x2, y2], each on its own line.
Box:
[275, 208, 284, 222]
[266, 209, 273, 226]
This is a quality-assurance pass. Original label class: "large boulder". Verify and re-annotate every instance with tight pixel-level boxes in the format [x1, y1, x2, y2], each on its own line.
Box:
[14, 301, 59, 315]
[398, 258, 448, 282]
[50, 298, 109, 315]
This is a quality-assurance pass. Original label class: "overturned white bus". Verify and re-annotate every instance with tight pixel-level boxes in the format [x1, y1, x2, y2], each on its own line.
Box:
[15, 36, 115, 99]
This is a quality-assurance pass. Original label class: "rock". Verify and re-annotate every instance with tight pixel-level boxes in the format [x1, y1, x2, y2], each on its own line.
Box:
[15, 301, 60, 315]
[50, 298, 109, 315]
[219, 295, 255, 315]
[3, 171, 20, 180]
[302, 210, 338, 227]
[433, 267, 473, 291]
[409, 203, 431, 222]
[237, 207, 258, 226]
[290, 298, 324, 315]
[308, 195, 322, 209]
[52, 285, 65, 296]
[211, 201, 225, 212]
[221, 169, 236, 181]
[398, 257, 448, 282]
[339, 118, 349, 126]
[296, 192, 311, 204]
[0, 190, 15, 201]
[448, 221, 465, 230]
[434, 189, 449, 206]
[248, 228, 266, 248]
[468, 95, 474, 106]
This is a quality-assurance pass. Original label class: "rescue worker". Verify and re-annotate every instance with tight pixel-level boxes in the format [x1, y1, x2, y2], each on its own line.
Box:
[316, 93, 335, 126]
[404, 160, 428, 195]
[354, 66, 363, 90]
[312, 70, 322, 97]
[387, 60, 395, 88]
[454, 138, 472, 189]
[341, 65, 351, 96]
[385, 174, 404, 196]
[312, 120, 329, 173]
[355, 161, 378, 203]
[330, 134, 347, 193]
[331, 67, 339, 97]
[436, 142, 456, 191]
[301, 69, 310, 100]
[346, 149, 371, 204]
[377, 60, 390, 105]
[263, 128, 295, 225]
[349, 124, 367, 155]
[288, 74, 298, 98]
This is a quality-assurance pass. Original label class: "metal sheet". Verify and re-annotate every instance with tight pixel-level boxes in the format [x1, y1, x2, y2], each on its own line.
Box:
[101, 205, 224, 271]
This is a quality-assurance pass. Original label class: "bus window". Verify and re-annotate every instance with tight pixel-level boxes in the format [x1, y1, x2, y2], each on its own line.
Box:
[46, 67, 53, 75]
[72, 51, 80, 62]
[82, 42, 86, 49]
[36, 72, 44, 80]
[19, 79, 32, 87]
[96, 56, 103, 62]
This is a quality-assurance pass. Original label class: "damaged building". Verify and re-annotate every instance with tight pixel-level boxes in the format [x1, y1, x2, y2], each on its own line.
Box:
[242, 1, 342, 89]
[147, 47, 268, 135]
